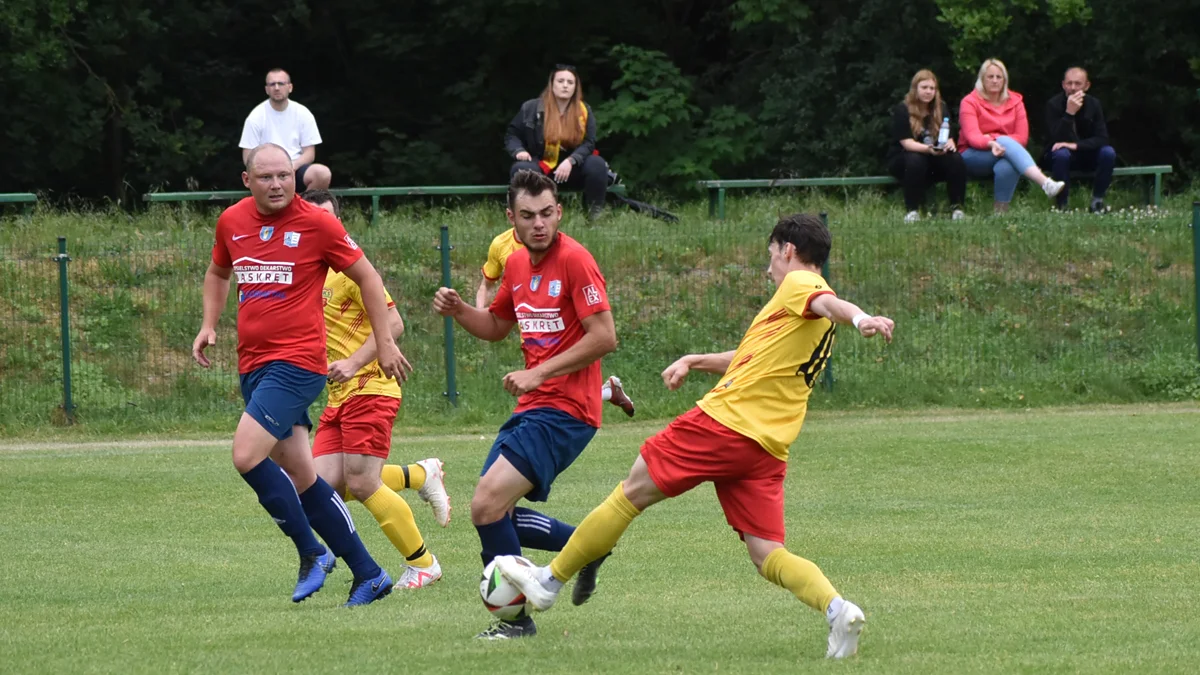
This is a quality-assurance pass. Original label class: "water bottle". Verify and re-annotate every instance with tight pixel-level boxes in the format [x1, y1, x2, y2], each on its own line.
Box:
[937, 117, 950, 147]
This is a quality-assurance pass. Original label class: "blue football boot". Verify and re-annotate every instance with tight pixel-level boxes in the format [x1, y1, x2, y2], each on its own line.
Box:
[292, 547, 336, 603]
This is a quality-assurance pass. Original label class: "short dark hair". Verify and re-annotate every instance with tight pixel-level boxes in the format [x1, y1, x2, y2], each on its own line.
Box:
[769, 213, 831, 267]
[507, 170, 558, 211]
[301, 189, 340, 217]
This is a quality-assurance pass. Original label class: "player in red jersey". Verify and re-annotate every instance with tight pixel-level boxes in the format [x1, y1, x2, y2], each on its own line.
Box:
[191, 143, 411, 606]
[433, 170, 618, 640]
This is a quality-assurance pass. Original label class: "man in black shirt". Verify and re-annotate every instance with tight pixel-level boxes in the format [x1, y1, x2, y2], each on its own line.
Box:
[1044, 67, 1115, 212]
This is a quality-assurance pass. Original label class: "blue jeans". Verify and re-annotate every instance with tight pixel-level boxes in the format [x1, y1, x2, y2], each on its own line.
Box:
[961, 136, 1037, 203]
[1045, 145, 1116, 207]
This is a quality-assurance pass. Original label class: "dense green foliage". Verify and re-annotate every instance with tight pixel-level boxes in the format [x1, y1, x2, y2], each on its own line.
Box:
[4, 405, 1199, 671]
[3, 0, 1198, 202]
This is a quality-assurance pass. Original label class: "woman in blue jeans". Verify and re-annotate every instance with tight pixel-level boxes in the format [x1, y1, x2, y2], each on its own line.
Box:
[958, 59, 1064, 213]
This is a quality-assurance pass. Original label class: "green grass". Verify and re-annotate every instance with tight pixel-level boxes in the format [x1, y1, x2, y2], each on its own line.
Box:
[2, 403, 1198, 673]
[2, 187, 1198, 436]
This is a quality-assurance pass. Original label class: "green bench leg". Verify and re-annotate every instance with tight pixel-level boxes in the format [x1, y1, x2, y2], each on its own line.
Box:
[1154, 173, 1163, 208]
[371, 195, 380, 227]
[718, 188, 726, 220]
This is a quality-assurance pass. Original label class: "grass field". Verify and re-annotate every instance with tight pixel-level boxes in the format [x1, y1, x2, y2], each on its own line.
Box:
[4, 403, 1198, 674]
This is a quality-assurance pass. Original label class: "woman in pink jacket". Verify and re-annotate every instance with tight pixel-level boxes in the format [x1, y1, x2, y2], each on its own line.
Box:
[959, 58, 1064, 213]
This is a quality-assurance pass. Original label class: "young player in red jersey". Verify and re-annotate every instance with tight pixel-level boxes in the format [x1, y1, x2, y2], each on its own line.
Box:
[496, 213, 895, 659]
[432, 170, 618, 640]
[191, 143, 412, 606]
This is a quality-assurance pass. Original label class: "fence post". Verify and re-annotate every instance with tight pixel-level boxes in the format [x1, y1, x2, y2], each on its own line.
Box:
[820, 212, 834, 392]
[53, 236, 76, 423]
[1193, 202, 1200, 363]
[438, 225, 459, 406]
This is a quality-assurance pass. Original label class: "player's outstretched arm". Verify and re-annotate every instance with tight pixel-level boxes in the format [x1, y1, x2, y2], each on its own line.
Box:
[661, 350, 737, 390]
[432, 287, 515, 342]
[808, 294, 894, 342]
[192, 263, 232, 367]
[343, 257, 413, 382]
[501, 310, 618, 396]
[328, 307, 405, 383]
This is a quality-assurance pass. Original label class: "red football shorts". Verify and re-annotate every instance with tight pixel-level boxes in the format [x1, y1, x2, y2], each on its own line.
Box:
[640, 406, 787, 543]
[312, 394, 401, 459]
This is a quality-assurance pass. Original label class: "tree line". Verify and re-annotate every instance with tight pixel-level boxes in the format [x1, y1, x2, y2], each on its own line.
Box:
[2, 0, 1197, 203]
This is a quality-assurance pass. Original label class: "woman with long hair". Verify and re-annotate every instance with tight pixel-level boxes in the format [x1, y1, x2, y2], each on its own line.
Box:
[504, 65, 608, 218]
[958, 58, 1063, 213]
[887, 69, 967, 221]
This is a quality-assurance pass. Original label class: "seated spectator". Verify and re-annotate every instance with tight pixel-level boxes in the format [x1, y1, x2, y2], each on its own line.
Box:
[504, 65, 608, 219]
[1044, 67, 1115, 212]
[887, 69, 967, 222]
[239, 68, 331, 190]
[958, 58, 1063, 213]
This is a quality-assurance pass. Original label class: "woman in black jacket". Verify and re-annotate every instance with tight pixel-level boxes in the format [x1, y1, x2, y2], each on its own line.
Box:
[887, 69, 967, 221]
[505, 65, 608, 217]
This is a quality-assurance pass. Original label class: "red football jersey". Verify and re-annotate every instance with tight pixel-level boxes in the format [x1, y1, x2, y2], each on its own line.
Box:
[211, 197, 364, 375]
[490, 233, 611, 427]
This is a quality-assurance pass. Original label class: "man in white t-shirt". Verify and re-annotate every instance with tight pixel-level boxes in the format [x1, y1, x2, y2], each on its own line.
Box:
[239, 68, 332, 190]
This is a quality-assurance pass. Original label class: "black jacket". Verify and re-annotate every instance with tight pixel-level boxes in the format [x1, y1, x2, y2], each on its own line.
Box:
[504, 98, 597, 166]
[886, 102, 955, 163]
[1044, 92, 1109, 152]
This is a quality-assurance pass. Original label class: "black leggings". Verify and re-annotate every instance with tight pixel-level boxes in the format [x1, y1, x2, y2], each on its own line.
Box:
[510, 153, 608, 210]
[888, 150, 967, 211]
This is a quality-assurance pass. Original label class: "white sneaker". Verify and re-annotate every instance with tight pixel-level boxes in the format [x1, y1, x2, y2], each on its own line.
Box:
[951, 209, 965, 220]
[904, 210, 920, 223]
[416, 458, 451, 527]
[826, 600, 865, 659]
[494, 555, 559, 611]
[605, 375, 635, 417]
[1042, 179, 1065, 198]
[395, 555, 442, 589]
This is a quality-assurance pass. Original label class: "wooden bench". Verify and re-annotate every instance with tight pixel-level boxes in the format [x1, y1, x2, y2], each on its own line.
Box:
[0, 193, 38, 217]
[143, 184, 626, 227]
[699, 165, 1173, 219]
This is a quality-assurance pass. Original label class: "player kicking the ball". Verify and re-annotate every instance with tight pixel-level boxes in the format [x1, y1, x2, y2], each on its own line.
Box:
[495, 213, 894, 658]
[433, 170, 619, 640]
[301, 190, 451, 590]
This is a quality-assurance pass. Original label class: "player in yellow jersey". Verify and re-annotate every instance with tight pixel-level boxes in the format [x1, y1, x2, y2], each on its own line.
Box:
[495, 213, 894, 658]
[302, 190, 451, 590]
[476, 225, 637, 417]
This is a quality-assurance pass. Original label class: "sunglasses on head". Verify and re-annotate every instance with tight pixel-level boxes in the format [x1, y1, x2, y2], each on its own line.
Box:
[554, 64, 577, 74]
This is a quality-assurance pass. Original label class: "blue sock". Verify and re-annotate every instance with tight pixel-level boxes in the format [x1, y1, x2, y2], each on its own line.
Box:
[240, 458, 324, 557]
[476, 516, 522, 565]
[298, 477, 382, 580]
[511, 507, 576, 552]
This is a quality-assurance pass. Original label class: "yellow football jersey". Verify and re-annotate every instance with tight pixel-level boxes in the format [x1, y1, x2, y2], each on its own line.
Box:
[697, 270, 836, 461]
[322, 270, 402, 408]
[482, 228, 525, 281]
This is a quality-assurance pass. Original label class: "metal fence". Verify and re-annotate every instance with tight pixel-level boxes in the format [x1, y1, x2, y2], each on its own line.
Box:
[2, 201, 1197, 432]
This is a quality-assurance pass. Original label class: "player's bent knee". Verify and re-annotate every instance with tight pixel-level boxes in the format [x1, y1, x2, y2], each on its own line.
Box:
[345, 472, 382, 503]
[470, 490, 510, 525]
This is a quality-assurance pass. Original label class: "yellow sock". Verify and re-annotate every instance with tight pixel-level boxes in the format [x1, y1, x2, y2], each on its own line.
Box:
[362, 485, 434, 568]
[761, 548, 838, 612]
[380, 464, 426, 492]
[550, 482, 640, 582]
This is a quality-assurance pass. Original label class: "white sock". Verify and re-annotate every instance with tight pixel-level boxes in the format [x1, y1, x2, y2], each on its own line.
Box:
[826, 596, 845, 623]
[539, 566, 564, 592]
[601, 384, 612, 402]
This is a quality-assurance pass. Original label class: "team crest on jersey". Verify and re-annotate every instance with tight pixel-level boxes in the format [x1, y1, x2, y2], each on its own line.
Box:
[283, 231, 301, 248]
[259, 226, 274, 241]
[530, 275, 542, 292]
[548, 280, 561, 297]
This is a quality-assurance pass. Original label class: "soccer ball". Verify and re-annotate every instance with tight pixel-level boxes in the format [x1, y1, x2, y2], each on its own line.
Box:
[480, 557, 533, 621]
